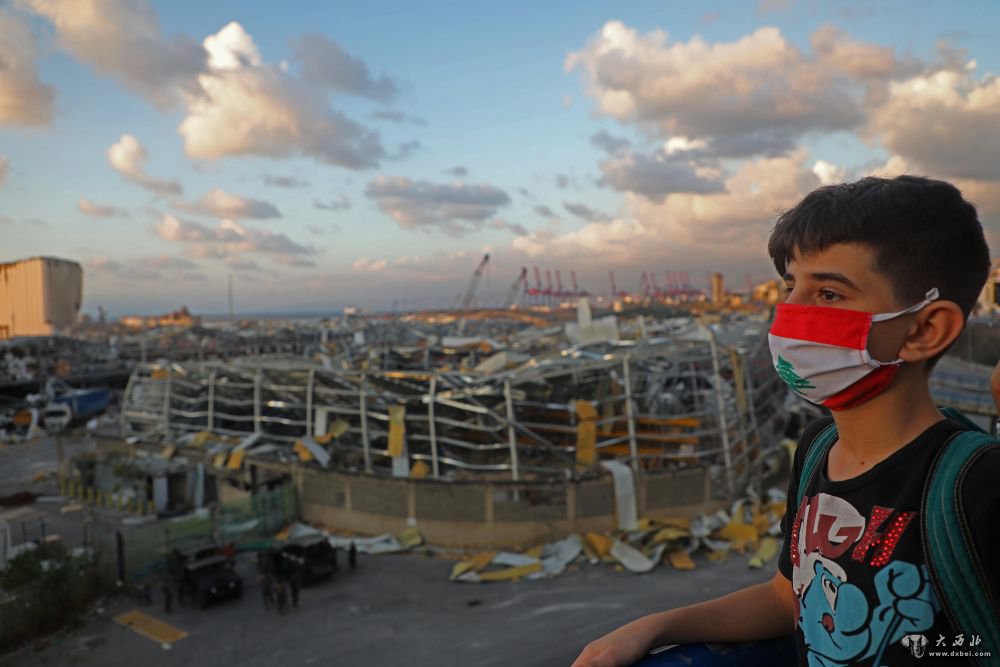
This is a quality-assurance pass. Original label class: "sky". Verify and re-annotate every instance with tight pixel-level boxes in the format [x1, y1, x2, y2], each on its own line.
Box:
[1, 0, 999, 315]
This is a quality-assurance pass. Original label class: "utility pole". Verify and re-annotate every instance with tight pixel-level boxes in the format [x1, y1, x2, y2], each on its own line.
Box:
[227, 273, 234, 324]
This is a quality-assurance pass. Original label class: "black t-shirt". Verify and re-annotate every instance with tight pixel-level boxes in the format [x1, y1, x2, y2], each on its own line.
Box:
[778, 417, 1000, 665]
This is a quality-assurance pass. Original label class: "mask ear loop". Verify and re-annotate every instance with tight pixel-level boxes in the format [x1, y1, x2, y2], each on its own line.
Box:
[863, 287, 940, 366]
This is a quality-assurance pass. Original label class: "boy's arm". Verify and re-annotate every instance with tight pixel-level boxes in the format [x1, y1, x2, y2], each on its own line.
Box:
[570, 570, 796, 667]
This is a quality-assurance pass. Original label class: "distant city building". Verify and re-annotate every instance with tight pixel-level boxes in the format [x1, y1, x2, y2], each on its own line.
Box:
[977, 260, 1000, 315]
[710, 272, 725, 306]
[0, 256, 83, 340]
[120, 306, 200, 330]
[752, 279, 783, 305]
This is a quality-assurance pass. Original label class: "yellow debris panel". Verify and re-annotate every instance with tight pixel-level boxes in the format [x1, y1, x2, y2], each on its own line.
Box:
[748, 537, 780, 569]
[714, 520, 759, 550]
[477, 561, 543, 582]
[226, 449, 245, 470]
[576, 421, 597, 467]
[191, 431, 214, 447]
[450, 551, 497, 580]
[114, 609, 188, 645]
[388, 405, 406, 458]
[584, 532, 615, 559]
[293, 440, 314, 462]
[160, 446, 176, 460]
[213, 452, 227, 468]
[399, 527, 424, 549]
[315, 419, 350, 444]
[657, 517, 691, 530]
[150, 369, 169, 380]
[668, 550, 696, 570]
[651, 527, 690, 544]
[409, 460, 430, 479]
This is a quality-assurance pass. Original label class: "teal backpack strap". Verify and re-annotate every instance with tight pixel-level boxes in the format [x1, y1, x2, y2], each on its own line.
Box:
[923, 429, 1000, 663]
[795, 422, 839, 509]
[939, 405, 985, 433]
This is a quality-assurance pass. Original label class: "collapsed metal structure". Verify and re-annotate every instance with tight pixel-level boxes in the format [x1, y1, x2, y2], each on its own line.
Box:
[121, 321, 791, 500]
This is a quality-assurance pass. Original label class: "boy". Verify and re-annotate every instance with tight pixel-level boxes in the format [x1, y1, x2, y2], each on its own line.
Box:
[571, 175, 1000, 667]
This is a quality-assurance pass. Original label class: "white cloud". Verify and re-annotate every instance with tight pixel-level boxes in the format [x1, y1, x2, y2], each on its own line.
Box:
[87, 255, 201, 281]
[599, 148, 725, 200]
[566, 22, 907, 158]
[78, 198, 128, 218]
[868, 68, 1000, 181]
[153, 214, 316, 266]
[173, 189, 280, 220]
[365, 176, 511, 235]
[353, 257, 388, 272]
[178, 22, 387, 169]
[564, 201, 610, 223]
[0, 8, 55, 125]
[263, 174, 308, 188]
[107, 134, 182, 195]
[812, 160, 846, 185]
[514, 150, 820, 265]
[314, 195, 351, 211]
[21, 0, 204, 107]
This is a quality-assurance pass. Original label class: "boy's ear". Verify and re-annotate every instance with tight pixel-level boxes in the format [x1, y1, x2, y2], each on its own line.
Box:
[898, 300, 966, 363]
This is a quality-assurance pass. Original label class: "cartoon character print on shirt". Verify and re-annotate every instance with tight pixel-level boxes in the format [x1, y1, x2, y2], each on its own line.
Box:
[790, 493, 939, 667]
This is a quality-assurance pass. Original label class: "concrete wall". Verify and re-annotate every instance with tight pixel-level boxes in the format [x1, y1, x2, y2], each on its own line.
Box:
[114, 439, 724, 548]
[297, 465, 720, 548]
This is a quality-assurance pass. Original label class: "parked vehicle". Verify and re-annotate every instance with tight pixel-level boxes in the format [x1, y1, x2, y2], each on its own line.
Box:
[178, 554, 243, 608]
[258, 535, 338, 584]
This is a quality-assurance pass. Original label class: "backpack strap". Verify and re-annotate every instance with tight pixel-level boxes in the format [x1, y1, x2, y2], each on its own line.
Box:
[922, 428, 1000, 663]
[795, 421, 838, 509]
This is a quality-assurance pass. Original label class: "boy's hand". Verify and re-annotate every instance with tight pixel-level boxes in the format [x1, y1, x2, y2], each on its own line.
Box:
[571, 619, 657, 667]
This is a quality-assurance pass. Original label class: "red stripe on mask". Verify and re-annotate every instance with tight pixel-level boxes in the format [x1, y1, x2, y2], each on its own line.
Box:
[771, 303, 872, 350]
[822, 365, 899, 411]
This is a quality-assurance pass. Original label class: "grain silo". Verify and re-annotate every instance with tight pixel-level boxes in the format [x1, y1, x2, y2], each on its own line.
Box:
[0, 257, 83, 339]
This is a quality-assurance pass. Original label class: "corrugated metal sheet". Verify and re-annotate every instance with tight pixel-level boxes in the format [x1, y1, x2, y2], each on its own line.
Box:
[0, 256, 83, 339]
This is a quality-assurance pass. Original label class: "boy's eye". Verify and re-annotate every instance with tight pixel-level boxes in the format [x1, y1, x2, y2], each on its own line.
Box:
[819, 289, 842, 303]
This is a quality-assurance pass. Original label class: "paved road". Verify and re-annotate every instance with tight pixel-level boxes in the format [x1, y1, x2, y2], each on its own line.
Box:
[8, 547, 773, 667]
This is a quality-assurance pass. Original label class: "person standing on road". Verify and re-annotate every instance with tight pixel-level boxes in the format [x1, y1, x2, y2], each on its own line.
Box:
[161, 577, 173, 613]
[259, 573, 273, 610]
[289, 568, 302, 609]
[275, 578, 288, 615]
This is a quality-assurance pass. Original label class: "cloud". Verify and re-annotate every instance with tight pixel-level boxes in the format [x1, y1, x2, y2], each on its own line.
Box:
[491, 218, 529, 236]
[370, 109, 426, 125]
[564, 201, 610, 223]
[867, 67, 1000, 181]
[78, 198, 128, 218]
[21, 0, 204, 107]
[444, 166, 469, 178]
[107, 134, 182, 195]
[353, 257, 388, 272]
[224, 256, 262, 272]
[314, 195, 351, 211]
[590, 130, 630, 154]
[87, 255, 201, 281]
[263, 174, 308, 188]
[179, 22, 387, 169]
[598, 148, 725, 201]
[291, 32, 397, 102]
[514, 150, 820, 265]
[534, 205, 557, 218]
[757, 0, 794, 14]
[153, 213, 316, 265]
[173, 189, 281, 220]
[566, 22, 910, 158]
[811, 160, 846, 185]
[0, 156, 7, 186]
[0, 8, 55, 125]
[555, 174, 570, 189]
[365, 176, 511, 235]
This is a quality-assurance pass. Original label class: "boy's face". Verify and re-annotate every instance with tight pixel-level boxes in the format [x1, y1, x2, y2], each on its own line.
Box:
[782, 242, 916, 363]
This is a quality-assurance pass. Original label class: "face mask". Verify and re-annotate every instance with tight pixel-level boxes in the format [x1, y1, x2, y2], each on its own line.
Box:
[768, 288, 939, 410]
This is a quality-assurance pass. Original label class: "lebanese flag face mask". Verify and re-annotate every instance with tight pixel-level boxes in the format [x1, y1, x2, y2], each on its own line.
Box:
[768, 288, 939, 411]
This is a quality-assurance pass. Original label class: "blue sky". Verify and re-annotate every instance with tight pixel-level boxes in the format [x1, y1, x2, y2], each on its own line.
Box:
[2, 0, 999, 314]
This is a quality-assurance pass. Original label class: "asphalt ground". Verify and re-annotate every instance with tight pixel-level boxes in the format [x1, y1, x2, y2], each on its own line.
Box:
[5, 546, 773, 667]
[1, 434, 775, 667]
